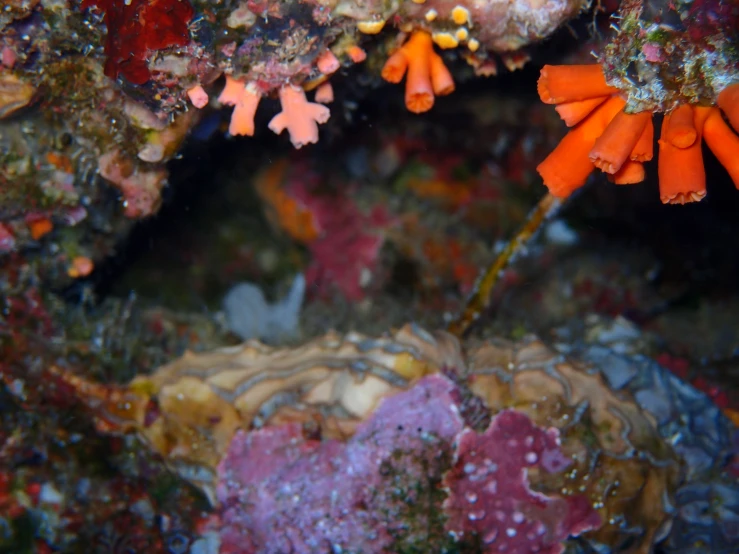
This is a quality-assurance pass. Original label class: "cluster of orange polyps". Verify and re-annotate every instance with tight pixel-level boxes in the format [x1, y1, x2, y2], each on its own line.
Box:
[537, 64, 739, 204]
[381, 31, 455, 113]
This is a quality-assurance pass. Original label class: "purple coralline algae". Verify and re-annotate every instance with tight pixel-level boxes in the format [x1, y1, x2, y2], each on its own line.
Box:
[213, 374, 601, 553]
[442, 409, 602, 552]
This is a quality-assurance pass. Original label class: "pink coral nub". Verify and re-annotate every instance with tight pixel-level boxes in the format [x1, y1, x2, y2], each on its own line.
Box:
[269, 85, 330, 149]
[316, 50, 340, 75]
[315, 82, 334, 104]
[187, 85, 209, 109]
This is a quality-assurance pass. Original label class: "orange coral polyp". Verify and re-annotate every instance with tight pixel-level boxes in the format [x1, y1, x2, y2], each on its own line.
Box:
[429, 54, 454, 97]
[609, 160, 645, 185]
[589, 109, 652, 174]
[663, 104, 697, 148]
[381, 31, 454, 114]
[538, 65, 619, 104]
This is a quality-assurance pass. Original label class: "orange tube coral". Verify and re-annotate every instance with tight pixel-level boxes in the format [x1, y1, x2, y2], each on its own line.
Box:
[381, 31, 454, 113]
[717, 83, 739, 133]
[589, 109, 652, 174]
[630, 119, 654, 162]
[538, 65, 619, 104]
[657, 139, 705, 204]
[702, 107, 739, 188]
[429, 53, 454, 97]
[537, 96, 626, 197]
[538, 64, 739, 204]
[555, 97, 608, 127]
[657, 108, 710, 204]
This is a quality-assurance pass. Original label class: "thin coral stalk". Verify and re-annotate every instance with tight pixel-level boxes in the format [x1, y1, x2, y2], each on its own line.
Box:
[554, 97, 608, 127]
[537, 96, 625, 197]
[538, 65, 619, 104]
[608, 160, 645, 184]
[448, 193, 562, 337]
[717, 82, 739, 133]
[589, 109, 652, 174]
[663, 104, 697, 148]
[702, 107, 739, 188]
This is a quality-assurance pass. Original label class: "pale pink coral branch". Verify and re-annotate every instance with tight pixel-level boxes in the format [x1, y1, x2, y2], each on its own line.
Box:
[218, 75, 245, 106]
[314, 82, 334, 104]
[269, 85, 330, 149]
[218, 76, 262, 136]
[230, 83, 261, 136]
[186, 85, 209, 109]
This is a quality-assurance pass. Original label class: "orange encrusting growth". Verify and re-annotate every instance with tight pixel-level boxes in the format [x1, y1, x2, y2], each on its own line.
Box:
[536, 65, 739, 204]
[381, 30, 454, 113]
